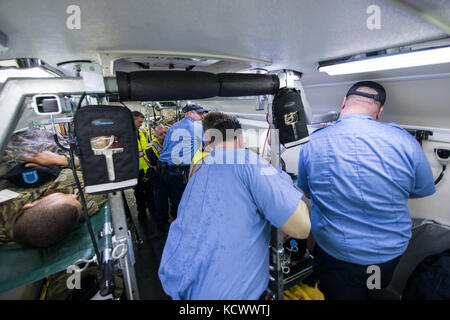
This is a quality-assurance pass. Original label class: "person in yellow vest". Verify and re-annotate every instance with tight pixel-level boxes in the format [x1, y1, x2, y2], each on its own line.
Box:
[132, 111, 156, 220]
[146, 125, 166, 170]
[189, 112, 229, 179]
[145, 125, 170, 232]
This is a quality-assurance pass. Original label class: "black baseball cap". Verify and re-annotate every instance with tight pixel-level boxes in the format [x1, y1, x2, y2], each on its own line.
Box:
[346, 81, 386, 105]
[182, 102, 208, 113]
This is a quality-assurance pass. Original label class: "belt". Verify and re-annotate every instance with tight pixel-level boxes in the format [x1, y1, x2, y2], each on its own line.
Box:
[157, 161, 190, 176]
[158, 161, 189, 169]
[167, 165, 190, 169]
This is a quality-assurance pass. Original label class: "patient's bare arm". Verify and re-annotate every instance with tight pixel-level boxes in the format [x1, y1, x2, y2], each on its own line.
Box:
[25, 151, 68, 168]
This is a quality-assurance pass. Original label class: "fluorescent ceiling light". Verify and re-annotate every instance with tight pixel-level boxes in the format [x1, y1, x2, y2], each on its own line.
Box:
[0, 67, 57, 83]
[319, 46, 450, 76]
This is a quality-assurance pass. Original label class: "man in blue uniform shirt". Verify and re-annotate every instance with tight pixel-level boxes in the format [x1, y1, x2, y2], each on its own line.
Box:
[155, 102, 206, 232]
[158, 116, 311, 299]
[297, 81, 436, 300]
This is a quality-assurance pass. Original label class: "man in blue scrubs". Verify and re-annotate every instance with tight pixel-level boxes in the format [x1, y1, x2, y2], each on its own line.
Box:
[158, 116, 311, 299]
[154, 103, 206, 233]
[297, 81, 436, 299]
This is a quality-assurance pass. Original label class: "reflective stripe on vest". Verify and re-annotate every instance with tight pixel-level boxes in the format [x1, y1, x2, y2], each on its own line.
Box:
[148, 138, 163, 159]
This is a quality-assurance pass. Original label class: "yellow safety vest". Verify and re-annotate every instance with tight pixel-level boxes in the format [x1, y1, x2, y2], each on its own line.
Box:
[189, 149, 210, 179]
[137, 128, 151, 172]
[147, 137, 163, 159]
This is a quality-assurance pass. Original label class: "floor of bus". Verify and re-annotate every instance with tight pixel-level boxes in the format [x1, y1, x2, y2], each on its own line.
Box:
[123, 189, 170, 300]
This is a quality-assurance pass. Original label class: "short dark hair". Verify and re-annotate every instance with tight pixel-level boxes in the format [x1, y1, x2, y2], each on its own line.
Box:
[212, 117, 242, 142]
[202, 112, 229, 132]
[13, 200, 80, 248]
[132, 111, 144, 119]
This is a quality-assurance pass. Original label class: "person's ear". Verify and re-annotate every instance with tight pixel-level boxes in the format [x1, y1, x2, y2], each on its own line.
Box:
[376, 106, 384, 120]
[341, 97, 347, 110]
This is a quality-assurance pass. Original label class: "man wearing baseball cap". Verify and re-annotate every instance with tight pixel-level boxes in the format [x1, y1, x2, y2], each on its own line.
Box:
[154, 102, 207, 233]
[297, 81, 435, 299]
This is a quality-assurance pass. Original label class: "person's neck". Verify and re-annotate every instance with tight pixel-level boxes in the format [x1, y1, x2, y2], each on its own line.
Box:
[212, 141, 240, 150]
[340, 110, 376, 120]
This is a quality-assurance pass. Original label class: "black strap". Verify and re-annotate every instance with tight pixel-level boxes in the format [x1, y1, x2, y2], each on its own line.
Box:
[347, 90, 381, 102]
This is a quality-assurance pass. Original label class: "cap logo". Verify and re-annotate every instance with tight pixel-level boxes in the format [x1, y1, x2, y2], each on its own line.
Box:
[22, 170, 39, 184]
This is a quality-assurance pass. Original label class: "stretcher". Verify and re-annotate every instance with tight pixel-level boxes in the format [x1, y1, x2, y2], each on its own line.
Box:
[0, 202, 110, 294]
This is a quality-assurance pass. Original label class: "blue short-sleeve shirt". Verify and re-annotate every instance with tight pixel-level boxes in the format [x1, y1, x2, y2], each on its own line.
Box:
[159, 117, 204, 165]
[158, 148, 303, 299]
[298, 113, 435, 265]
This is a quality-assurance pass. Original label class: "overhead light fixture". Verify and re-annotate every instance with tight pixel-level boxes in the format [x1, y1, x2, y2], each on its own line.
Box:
[318, 45, 450, 76]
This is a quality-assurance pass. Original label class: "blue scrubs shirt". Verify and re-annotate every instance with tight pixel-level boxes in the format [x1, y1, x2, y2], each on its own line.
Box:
[159, 117, 204, 165]
[298, 113, 435, 265]
[158, 148, 303, 299]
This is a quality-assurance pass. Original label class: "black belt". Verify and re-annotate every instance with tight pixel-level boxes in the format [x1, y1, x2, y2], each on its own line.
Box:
[158, 161, 190, 175]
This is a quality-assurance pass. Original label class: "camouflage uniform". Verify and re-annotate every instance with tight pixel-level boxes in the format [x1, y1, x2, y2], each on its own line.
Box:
[0, 129, 66, 177]
[0, 168, 107, 246]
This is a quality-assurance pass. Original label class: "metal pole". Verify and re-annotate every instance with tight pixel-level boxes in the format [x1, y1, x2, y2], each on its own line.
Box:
[108, 191, 140, 300]
[267, 94, 284, 300]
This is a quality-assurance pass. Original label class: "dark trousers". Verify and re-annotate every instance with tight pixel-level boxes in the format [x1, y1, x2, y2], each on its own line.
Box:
[313, 245, 400, 300]
[154, 165, 189, 226]
[133, 170, 156, 218]
[151, 174, 170, 227]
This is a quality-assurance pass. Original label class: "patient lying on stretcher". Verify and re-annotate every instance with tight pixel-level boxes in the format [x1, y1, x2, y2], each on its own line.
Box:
[0, 134, 107, 248]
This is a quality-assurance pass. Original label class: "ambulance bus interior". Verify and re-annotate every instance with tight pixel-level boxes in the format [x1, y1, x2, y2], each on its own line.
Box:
[0, 0, 449, 301]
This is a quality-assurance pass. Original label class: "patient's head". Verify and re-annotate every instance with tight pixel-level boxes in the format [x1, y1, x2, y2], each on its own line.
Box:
[13, 193, 82, 248]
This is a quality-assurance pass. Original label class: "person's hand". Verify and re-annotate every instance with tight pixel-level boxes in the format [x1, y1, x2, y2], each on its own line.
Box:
[25, 151, 68, 168]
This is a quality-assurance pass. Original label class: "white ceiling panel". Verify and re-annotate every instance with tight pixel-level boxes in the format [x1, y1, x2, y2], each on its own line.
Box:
[0, 0, 449, 84]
